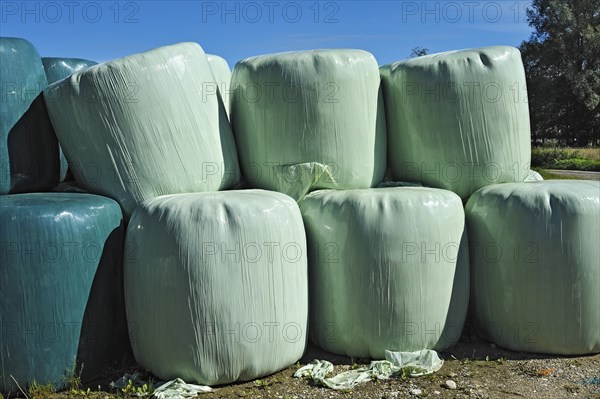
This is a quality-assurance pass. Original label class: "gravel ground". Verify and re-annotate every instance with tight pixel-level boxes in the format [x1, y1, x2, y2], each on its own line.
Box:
[17, 335, 598, 399]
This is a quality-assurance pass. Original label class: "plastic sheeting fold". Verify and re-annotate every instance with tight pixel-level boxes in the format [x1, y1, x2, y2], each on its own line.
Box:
[466, 181, 600, 354]
[124, 190, 308, 385]
[43, 42, 240, 218]
[300, 187, 469, 358]
[0, 193, 129, 394]
[42, 57, 98, 181]
[380, 46, 531, 199]
[231, 49, 387, 199]
[0, 37, 59, 194]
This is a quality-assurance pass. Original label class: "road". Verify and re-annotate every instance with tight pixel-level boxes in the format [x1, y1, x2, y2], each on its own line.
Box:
[546, 169, 600, 181]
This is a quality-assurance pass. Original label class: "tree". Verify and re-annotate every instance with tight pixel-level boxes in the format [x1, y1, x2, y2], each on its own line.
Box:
[520, 0, 599, 146]
[410, 47, 429, 58]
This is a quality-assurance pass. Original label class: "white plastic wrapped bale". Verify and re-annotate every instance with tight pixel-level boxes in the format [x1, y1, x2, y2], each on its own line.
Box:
[124, 190, 308, 385]
[466, 181, 600, 355]
[0, 37, 59, 194]
[206, 54, 232, 116]
[0, 193, 129, 394]
[231, 49, 387, 200]
[43, 42, 240, 218]
[380, 46, 531, 200]
[42, 57, 98, 182]
[300, 187, 469, 358]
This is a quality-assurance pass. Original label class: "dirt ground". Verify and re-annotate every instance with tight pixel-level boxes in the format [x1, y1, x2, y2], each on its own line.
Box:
[12, 332, 598, 399]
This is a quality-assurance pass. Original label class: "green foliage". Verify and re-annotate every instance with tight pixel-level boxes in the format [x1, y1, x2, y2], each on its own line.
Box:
[520, 0, 599, 146]
[121, 379, 154, 396]
[532, 147, 600, 170]
[410, 47, 429, 58]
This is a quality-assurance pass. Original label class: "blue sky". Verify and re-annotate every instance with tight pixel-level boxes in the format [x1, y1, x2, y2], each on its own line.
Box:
[1, 0, 534, 67]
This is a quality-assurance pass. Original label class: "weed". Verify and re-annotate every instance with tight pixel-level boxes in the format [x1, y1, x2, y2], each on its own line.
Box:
[121, 379, 154, 397]
[27, 380, 55, 399]
[253, 377, 282, 389]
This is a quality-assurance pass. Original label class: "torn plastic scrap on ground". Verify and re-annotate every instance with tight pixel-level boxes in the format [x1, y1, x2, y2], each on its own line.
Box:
[231, 49, 386, 199]
[294, 350, 443, 390]
[110, 375, 212, 398]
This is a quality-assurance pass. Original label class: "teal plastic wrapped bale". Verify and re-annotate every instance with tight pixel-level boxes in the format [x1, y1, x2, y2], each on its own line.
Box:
[42, 57, 98, 85]
[0, 37, 59, 194]
[231, 49, 387, 200]
[466, 181, 600, 355]
[0, 193, 130, 394]
[380, 46, 531, 200]
[206, 54, 232, 116]
[43, 42, 240, 218]
[300, 187, 469, 358]
[42, 57, 98, 181]
[125, 190, 308, 385]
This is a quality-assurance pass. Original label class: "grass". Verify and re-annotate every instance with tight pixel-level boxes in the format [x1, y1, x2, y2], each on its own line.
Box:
[531, 147, 600, 171]
[533, 168, 580, 180]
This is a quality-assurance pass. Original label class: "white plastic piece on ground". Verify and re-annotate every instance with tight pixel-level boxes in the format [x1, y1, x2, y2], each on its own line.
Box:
[43, 42, 240, 218]
[294, 350, 443, 390]
[109, 375, 212, 398]
[206, 54, 232, 116]
[380, 46, 532, 199]
[124, 190, 308, 385]
[153, 379, 212, 398]
[231, 49, 387, 200]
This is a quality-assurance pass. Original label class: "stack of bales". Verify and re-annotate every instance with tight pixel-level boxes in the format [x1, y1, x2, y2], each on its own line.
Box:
[230, 49, 469, 357]
[41, 42, 309, 386]
[2, 36, 598, 396]
[380, 46, 598, 355]
[0, 38, 129, 393]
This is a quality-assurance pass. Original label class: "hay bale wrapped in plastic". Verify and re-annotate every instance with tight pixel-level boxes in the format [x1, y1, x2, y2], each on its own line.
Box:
[300, 187, 469, 358]
[466, 181, 600, 354]
[231, 49, 386, 199]
[42, 57, 98, 181]
[380, 46, 531, 199]
[0, 193, 129, 394]
[43, 42, 240, 217]
[124, 190, 308, 385]
[206, 54, 232, 115]
[0, 37, 59, 194]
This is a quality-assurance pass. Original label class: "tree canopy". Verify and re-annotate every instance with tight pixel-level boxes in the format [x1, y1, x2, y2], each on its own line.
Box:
[520, 0, 599, 145]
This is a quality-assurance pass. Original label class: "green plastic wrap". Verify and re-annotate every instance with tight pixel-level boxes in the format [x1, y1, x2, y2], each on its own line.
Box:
[0, 193, 129, 394]
[380, 46, 531, 199]
[466, 181, 600, 355]
[206, 54, 232, 116]
[0, 37, 59, 194]
[124, 190, 308, 385]
[42, 57, 98, 181]
[43, 42, 240, 218]
[300, 187, 469, 358]
[231, 49, 387, 200]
